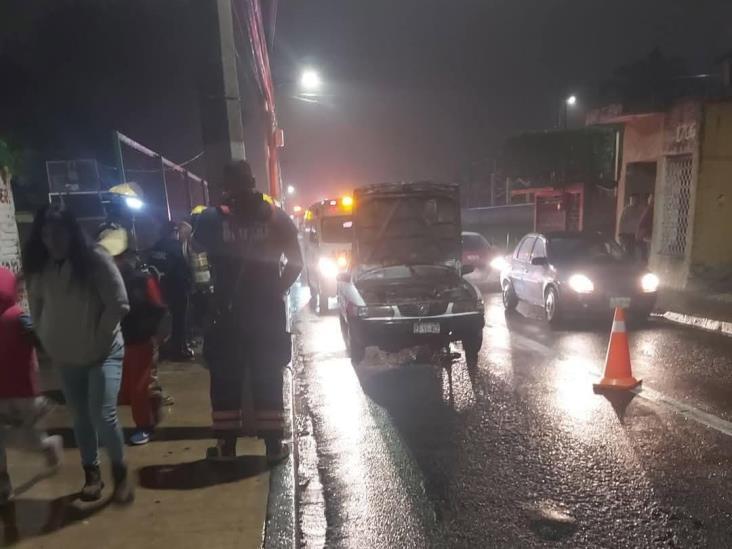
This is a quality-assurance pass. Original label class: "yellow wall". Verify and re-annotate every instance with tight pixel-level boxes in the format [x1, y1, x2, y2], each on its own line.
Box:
[691, 100, 732, 272]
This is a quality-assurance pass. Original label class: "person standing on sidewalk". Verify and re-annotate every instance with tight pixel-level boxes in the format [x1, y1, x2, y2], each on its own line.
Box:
[194, 160, 303, 462]
[98, 226, 166, 446]
[0, 267, 63, 505]
[151, 221, 193, 361]
[179, 215, 212, 343]
[618, 193, 645, 259]
[23, 205, 133, 504]
[636, 194, 654, 264]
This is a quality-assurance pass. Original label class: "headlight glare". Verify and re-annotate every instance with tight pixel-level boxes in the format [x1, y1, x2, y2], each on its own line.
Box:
[568, 273, 594, 294]
[641, 273, 660, 293]
[489, 256, 509, 272]
[318, 257, 338, 278]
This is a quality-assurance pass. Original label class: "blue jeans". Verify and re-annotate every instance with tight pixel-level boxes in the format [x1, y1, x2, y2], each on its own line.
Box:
[57, 342, 126, 467]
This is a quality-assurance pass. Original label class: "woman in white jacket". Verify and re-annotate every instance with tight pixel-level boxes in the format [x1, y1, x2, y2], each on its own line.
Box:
[24, 205, 133, 504]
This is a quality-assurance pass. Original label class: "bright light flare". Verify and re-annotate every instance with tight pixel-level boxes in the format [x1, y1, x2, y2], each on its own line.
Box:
[568, 273, 594, 294]
[489, 255, 510, 272]
[318, 257, 339, 278]
[125, 197, 143, 210]
[336, 253, 348, 268]
[293, 205, 302, 213]
[341, 196, 353, 208]
[566, 95, 577, 106]
[300, 69, 322, 92]
[287, 185, 296, 195]
[641, 272, 660, 293]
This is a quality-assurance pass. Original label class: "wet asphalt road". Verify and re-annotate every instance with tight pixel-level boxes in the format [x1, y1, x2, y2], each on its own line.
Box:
[293, 285, 732, 547]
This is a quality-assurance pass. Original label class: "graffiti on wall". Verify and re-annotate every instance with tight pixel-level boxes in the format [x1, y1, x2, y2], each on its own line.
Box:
[0, 169, 22, 275]
[664, 99, 702, 155]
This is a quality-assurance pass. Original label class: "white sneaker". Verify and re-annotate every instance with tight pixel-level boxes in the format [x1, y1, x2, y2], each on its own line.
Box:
[43, 435, 64, 470]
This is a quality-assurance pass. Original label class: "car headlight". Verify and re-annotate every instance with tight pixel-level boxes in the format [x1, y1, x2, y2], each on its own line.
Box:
[641, 273, 660, 293]
[357, 305, 394, 318]
[453, 299, 485, 314]
[568, 273, 594, 294]
[318, 257, 339, 278]
[489, 256, 509, 272]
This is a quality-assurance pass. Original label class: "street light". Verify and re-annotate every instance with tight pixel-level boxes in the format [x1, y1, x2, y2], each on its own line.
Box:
[300, 69, 322, 93]
[287, 184, 296, 195]
[560, 94, 578, 129]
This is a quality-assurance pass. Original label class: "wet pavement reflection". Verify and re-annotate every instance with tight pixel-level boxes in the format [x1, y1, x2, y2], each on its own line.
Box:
[295, 287, 732, 547]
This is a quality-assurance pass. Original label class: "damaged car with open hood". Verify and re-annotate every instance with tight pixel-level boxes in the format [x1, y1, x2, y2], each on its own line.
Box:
[336, 182, 485, 365]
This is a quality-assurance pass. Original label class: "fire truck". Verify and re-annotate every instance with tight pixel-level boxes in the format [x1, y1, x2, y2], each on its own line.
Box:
[302, 196, 353, 314]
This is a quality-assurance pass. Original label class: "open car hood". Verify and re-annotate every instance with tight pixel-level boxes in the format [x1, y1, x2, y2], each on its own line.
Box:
[352, 182, 462, 275]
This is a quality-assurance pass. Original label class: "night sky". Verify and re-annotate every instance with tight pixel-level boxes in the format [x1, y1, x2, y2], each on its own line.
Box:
[1, 1, 731, 209]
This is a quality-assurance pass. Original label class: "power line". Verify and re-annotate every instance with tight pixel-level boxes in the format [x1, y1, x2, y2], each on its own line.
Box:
[232, 0, 265, 99]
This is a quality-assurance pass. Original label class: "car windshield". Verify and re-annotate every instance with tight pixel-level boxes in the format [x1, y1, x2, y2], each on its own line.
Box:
[321, 216, 352, 243]
[462, 233, 489, 251]
[359, 264, 455, 282]
[547, 235, 626, 263]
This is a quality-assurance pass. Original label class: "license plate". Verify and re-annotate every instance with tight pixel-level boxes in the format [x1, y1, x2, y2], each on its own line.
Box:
[414, 322, 441, 334]
[609, 297, 631, 309]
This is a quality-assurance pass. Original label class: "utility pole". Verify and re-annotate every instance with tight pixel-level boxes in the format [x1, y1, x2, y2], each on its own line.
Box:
[198, 0, 246, 201]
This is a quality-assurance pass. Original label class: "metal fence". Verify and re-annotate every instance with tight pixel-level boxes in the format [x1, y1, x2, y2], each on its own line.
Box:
[659, 155, 693, 257]
[115, 132, 209, 223]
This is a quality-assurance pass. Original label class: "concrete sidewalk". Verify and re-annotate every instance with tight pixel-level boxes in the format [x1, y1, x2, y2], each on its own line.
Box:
[656, 287, 732, 336]
[1, 361, 270, 549]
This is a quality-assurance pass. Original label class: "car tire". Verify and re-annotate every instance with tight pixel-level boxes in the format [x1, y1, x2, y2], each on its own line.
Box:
[341, 315, 365, 364]
[309, 285, 318, 311]
[317, 290, 329, 316]
[502, 281, 518, 311]
[462, 329, 483, 367]
[544, 286, 563, 326]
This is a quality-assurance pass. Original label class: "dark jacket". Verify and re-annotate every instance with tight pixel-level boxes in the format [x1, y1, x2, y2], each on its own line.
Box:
[194, 198, 303, 335]
[150, 236, 192, 298]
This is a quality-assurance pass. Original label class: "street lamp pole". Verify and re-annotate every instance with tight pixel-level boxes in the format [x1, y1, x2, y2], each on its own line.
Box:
[560, 94, 577, 129]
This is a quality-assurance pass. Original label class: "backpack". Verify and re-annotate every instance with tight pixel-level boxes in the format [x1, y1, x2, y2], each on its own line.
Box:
[121, 264, 168, 345]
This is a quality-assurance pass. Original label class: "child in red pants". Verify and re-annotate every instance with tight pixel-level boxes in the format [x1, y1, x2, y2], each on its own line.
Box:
[99, 227, 166, 445]
[0, 267, 63, 504]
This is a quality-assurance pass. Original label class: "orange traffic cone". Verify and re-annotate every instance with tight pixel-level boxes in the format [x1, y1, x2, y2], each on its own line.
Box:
[593, 307, 641, 392]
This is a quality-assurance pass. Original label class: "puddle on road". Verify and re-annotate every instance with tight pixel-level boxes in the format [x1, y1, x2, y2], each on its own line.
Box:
[524, 500, 578, 542]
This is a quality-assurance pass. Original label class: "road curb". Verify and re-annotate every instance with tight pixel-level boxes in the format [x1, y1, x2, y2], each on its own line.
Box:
[658, 311, 732, 337]
[263, 363, 297, 549]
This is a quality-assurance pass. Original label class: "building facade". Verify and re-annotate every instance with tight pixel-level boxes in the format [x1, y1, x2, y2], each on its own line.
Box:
[590, 97, 732, 290]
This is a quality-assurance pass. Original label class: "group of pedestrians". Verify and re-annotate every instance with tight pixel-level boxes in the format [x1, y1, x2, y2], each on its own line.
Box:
[0, 159, 302, 506]
[1, 206, 134, 504]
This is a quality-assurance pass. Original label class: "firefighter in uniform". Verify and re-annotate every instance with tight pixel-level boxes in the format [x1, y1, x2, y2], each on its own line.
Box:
[181, 206, 213, 340]
[194, 161, 302, 462]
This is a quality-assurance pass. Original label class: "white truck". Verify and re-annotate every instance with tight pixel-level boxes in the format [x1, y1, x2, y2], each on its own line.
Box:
[302, 196, 353, 314]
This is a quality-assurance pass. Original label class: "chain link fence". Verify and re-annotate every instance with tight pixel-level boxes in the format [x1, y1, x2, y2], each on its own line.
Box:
[659, 155, 693, 257]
